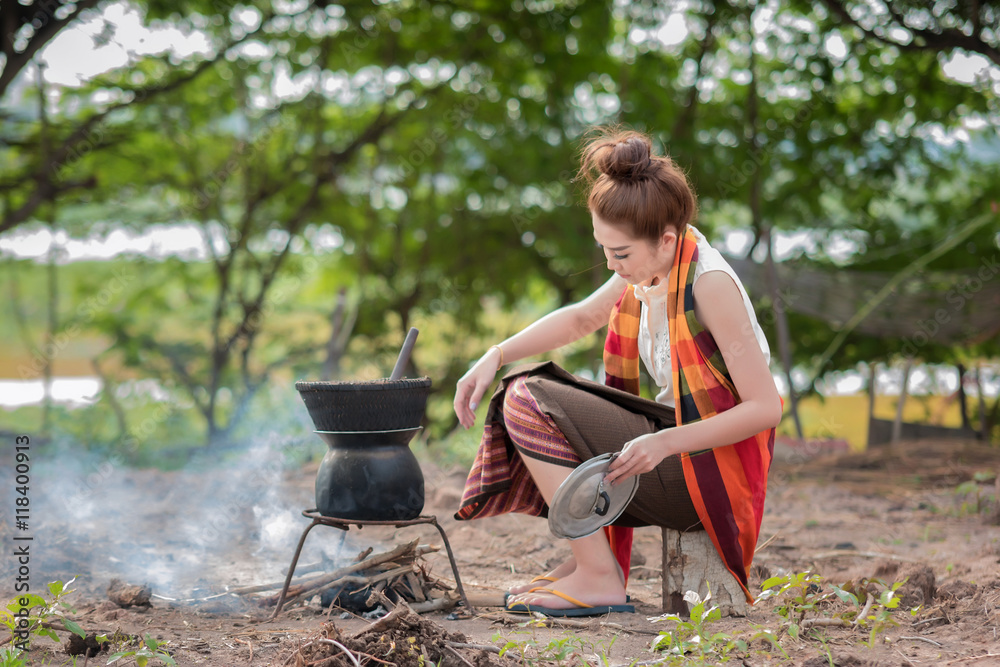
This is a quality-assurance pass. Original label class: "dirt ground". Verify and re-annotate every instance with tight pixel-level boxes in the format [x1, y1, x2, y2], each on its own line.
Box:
[4, 437, 999, 666]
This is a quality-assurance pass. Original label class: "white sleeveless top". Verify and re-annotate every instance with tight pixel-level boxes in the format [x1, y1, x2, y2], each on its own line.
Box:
[633, 226, 771, 407]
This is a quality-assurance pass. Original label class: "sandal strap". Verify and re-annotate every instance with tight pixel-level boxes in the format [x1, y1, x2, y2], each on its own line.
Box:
[526, 587, 593, 609]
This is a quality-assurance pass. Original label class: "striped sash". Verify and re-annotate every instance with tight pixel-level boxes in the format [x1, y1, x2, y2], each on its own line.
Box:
[603, 227, 775, 603]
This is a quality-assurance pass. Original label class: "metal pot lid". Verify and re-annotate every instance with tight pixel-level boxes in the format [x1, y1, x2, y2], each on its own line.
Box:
[548, 453, 639, 540]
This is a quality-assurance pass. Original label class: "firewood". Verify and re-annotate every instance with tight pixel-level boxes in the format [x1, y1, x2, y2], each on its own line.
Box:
[232, 575, 328, 596]
[235, 543, 440, 597]
[262, 539, 419, 604]
[279, 565, 415, 610]
[354, 603, 412, 636]
[409, 595, 457, 614]
[405, 572, 426, 602]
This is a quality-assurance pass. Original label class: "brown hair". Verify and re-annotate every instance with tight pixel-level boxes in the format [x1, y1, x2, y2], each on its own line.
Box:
[578, 128, 697, 242]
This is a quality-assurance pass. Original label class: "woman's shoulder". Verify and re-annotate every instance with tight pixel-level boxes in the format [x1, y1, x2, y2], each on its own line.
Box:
[690, 226, 736, 276]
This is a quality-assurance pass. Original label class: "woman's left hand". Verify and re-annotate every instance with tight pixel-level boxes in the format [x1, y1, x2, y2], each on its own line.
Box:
[604, 432, 671, 486]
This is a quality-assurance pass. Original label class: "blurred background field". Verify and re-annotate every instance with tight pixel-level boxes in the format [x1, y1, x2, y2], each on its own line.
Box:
[0, 252, 982, 462]
[777, 394, 967, 451]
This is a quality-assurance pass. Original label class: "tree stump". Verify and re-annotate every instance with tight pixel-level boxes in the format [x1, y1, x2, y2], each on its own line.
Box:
[661, 528, 749, 617]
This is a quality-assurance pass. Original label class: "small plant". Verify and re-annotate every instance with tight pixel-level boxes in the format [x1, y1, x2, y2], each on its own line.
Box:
[1, 577, 87, 660]
[812, 633, 835, 667]
[758, 572, 907, 648]
[495, 625, 623, 666]
[107, 634, 176, 667]
[0, 646, 29, 667]
[757, 571, 828, 639]
[649, 589, 749, 664]
[828, 578, 903, 647]
[1, 580, 172, 667]
[495, 630, 530, 664]
[953, 472, 998, 517]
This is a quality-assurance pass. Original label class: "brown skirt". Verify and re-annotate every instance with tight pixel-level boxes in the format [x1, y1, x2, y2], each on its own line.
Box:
[457, 361, 702, 531]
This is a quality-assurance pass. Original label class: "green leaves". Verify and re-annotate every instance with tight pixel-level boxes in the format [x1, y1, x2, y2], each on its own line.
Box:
[650, 587, 749, 663]
[2, 578, 87, 655]
[757, 571, 909, 648]
[107, 633, 176, 666]
[61, 618, 87, 640]
[830, 585, 859, 607]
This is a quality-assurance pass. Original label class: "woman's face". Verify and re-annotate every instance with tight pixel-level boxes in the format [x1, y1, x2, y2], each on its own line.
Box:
[592, 213, 677, 286]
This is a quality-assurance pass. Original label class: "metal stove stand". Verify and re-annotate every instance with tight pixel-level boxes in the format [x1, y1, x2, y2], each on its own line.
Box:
[270, 510, 472, 618]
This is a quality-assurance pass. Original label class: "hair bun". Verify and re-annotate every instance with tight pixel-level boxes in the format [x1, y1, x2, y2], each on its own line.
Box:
[598, 135, 652, 181]
[579, 126, 697, 241]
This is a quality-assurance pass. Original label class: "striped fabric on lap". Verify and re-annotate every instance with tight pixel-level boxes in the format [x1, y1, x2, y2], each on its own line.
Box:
[455, 376, 579, 520]
[503, 376, 582, 467]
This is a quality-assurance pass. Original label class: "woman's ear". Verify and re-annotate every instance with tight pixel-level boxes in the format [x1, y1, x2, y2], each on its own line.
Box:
[659, 229, 678, 250]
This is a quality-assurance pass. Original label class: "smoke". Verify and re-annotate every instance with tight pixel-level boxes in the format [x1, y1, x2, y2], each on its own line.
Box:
[0, 417, 357, 604]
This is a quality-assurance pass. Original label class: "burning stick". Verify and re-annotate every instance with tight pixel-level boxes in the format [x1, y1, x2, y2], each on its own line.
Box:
[230, 543, 438, 596]
[259, 539, 454, 614]
[277, 565, 415, 610]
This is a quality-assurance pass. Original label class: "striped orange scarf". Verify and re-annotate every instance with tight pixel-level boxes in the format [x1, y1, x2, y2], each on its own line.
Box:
[603, 227, 775, 603]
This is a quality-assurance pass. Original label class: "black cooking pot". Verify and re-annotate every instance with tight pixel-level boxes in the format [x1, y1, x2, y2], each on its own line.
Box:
[295, 378, 432, 432]
[313, 428, 425, 520]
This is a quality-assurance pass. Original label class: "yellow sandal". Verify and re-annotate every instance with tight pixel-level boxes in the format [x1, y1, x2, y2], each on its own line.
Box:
[505, 587, 634, 617]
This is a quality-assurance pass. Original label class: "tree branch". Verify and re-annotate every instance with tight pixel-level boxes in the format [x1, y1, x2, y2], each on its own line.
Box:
[0, 175, 97, 232]
[0, 16, 271, 234]
[214, 89, 431, 378]
[0, 0, 103, 100]
[109, 325, 211, 419]
[821, 0, 1000, 67]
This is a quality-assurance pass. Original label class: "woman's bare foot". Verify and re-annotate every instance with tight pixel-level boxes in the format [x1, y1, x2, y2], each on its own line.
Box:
[508, 567, 627, 610]
[506, 557, 577, 595]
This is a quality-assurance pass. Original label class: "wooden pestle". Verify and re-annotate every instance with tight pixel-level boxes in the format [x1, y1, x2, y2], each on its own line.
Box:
[389, 327, 419, 381]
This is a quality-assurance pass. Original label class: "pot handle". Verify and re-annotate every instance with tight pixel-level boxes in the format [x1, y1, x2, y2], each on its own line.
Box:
[594, 491, 611, 517]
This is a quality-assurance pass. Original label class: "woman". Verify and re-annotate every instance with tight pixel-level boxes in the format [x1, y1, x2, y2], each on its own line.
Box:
[452, 128, 782, 617]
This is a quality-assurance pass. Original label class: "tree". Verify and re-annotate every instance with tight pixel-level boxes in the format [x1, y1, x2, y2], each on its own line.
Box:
[2, 0, 997, 447]
[1, 0, 103, 100]
[0, 1, 271, 234]
[820, 0, 1000, 67]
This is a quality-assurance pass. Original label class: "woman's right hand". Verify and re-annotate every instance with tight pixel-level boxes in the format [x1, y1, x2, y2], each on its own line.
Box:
[453, 347, 503, 429]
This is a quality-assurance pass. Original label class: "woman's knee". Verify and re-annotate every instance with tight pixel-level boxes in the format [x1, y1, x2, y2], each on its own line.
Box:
[502, 376, 532, 421]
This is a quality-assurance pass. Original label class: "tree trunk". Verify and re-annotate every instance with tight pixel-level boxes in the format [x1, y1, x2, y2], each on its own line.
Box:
[42, 233, 58, 435]
[975, 363, 988, 441]
[986, 395, 999, 445]
[747, 21, 802, 439]
[764, 230, 802, 439]
[322, 287, 357, 381]
[661, 528, 748, 617]
[956, 363, 971, 430]
[92, 357, 127, 439]
[891, 359, 913, 444]
[39, 62, 58, 436]
[670, 9, 717, 141]
[866, 362, 877, 448]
